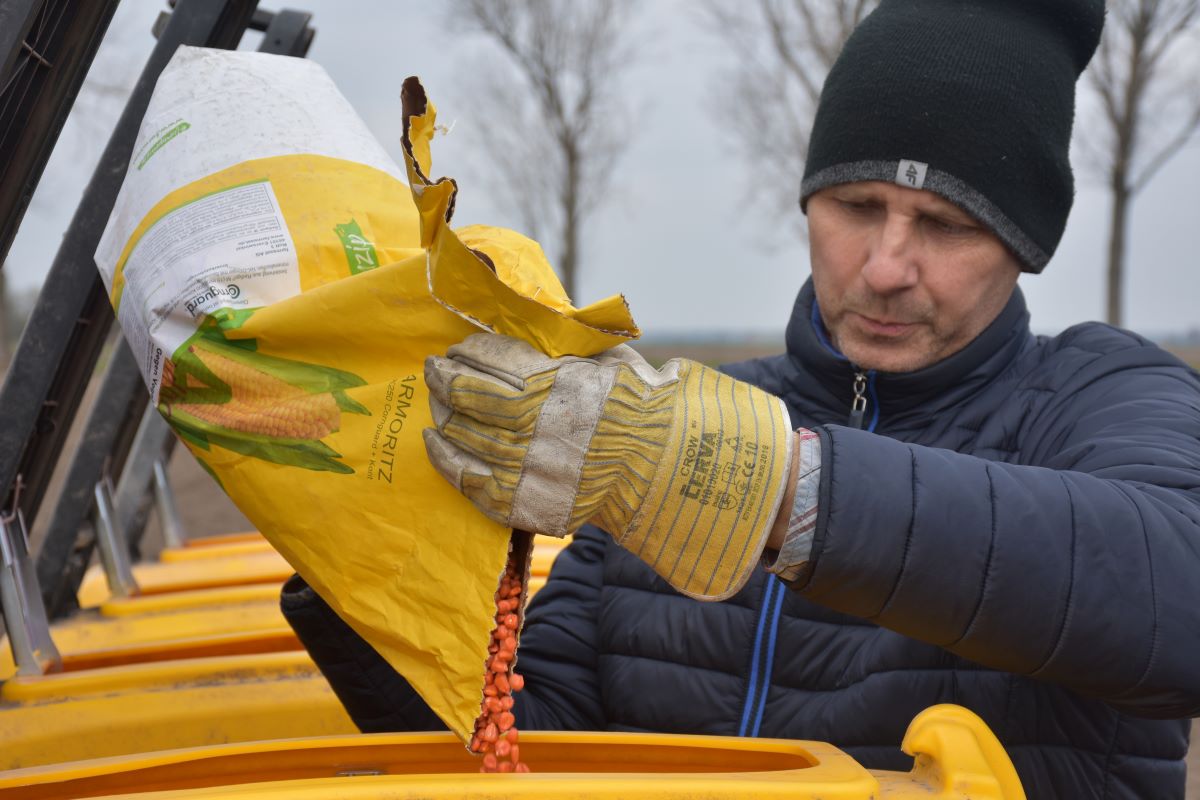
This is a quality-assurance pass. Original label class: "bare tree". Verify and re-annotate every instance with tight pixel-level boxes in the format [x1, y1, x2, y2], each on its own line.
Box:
[1079, 0, 1200, 326]
[698, 0, 877, 241]
[448, 0, 640, 299]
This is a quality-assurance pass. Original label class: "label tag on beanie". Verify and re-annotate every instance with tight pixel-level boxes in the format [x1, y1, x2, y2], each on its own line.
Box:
[895, 159, 928, 190]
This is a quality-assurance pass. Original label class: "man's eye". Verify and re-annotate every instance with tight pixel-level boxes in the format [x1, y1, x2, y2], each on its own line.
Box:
[838, 199, 877, 213]
[925, 215, 975, 236]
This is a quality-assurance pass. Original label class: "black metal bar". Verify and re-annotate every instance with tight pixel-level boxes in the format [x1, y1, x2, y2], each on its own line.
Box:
[0, 0, 260, 540]
[34, 340, 144, 619]
[0, 0, 122, 268]
[246, 7, 272, 32]
[0, 0, 41, 89]
[255, 9, 314, 56]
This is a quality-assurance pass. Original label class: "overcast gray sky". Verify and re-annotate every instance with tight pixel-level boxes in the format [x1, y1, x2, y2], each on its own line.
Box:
[7, 0, 1199, 342]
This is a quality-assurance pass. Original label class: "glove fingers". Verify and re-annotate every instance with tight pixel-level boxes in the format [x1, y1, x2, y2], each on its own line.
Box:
[439, 412, 530, 471]
[429, 392, 532, 466]
[425, 355, 547, 431]
[425, 354, 521, 404]
[422, 428, 513, 527]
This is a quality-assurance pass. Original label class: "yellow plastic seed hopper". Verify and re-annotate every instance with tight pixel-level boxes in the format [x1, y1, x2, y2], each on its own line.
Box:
[2, 534, 567, 681]
[75, 549, 294, 608]
[94, 584, 283, 617]
[181, 531, 266, 548]
[156, 534, 564, 569]
[75, 534, 567, 611]
[0, 597, 297, 678]
[157, 539, 275, 563]
[0, 652, 356, 771]
[0, 705, 1024, 799]
[528, 535, 570, 578]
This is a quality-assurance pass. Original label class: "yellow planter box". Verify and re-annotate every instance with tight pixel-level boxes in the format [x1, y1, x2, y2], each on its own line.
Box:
[75, 551, 294, 608]
[0, 705, 1024, 799]
[95, 584, 284, 617]
[3, 535, 571, 679]
[181, 532, 266, 548]
[0, 599, 297, 679]
[0, 652, 355, 771]
[158, 540, 276, 563]
[74, 534, 567, 611]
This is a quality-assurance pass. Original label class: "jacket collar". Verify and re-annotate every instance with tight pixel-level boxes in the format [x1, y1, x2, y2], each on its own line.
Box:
[783, 278, 1033, 422]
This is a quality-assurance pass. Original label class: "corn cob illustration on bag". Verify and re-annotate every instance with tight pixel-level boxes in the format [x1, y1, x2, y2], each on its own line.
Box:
[94, 47, 639, 741]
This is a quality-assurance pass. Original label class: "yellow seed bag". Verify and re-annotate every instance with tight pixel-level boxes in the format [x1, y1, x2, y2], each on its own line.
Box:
[94, 47, 638, 741]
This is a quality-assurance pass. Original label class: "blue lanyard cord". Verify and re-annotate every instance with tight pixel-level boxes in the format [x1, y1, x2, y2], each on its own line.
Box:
[738, 577, 777, 736]
[749, 577, 787, 737]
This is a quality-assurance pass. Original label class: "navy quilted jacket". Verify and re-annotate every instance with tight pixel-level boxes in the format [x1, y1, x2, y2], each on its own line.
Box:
[282, 280, 1200, 799]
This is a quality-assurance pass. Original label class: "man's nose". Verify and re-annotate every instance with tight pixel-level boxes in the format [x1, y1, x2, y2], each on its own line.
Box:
[861, 212, 919, 295]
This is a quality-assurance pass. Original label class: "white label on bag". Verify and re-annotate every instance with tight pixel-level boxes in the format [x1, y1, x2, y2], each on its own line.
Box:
[95, 47, 406, 398]
[116, 180, 299, 402]
[96, 47, 403, 297]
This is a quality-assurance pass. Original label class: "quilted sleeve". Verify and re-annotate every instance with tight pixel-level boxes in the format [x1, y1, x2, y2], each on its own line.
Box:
[796, 346, 1200, 719]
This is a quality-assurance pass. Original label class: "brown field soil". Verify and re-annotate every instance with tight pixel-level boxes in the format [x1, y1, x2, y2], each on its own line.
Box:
[1167, 346, 1200, 369]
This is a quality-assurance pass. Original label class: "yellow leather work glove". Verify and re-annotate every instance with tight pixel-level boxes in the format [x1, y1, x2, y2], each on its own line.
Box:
[423, 334, 794, 600]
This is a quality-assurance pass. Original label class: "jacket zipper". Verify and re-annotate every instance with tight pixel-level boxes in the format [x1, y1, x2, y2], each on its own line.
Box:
[848, 370, 868, 429]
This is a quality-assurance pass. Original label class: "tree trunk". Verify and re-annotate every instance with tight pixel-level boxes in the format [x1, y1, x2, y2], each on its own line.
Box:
[1105, 175, 1130, 328]
[559, 143, 581, 300]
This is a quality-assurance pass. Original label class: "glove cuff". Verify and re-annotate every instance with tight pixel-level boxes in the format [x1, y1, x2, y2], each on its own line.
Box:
[618, 362, 793, 600]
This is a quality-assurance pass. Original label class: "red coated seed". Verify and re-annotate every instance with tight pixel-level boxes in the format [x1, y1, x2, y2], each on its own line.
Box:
[477, 555, 529, 774]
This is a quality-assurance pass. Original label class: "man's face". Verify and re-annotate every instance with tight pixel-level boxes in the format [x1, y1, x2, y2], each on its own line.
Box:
[807, 181, 1022, 373]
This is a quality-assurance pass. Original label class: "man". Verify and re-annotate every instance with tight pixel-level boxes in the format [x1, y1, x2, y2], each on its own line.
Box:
[283, 0, 1200, 795]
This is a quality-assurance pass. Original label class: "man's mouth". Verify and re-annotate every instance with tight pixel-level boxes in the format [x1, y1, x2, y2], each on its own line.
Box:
[852, 312, 917, 338]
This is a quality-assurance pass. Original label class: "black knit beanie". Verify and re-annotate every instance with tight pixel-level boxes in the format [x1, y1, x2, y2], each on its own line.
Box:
[800, 0, 1105, 272]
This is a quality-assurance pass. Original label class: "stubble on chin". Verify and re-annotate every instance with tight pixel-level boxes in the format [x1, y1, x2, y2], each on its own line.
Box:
[829, 319, 944, 373]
